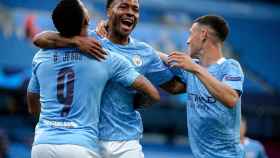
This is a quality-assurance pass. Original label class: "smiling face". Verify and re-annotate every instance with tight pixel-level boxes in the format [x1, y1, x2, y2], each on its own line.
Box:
[107, 0, 139, 38]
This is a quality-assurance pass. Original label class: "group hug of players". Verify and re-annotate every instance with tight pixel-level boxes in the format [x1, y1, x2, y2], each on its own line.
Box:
[27, 0, 246, 158]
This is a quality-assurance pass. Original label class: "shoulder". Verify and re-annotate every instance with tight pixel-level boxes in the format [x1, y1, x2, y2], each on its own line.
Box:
[223, 59, 242, 68]
[248, 138, 264, 149]
[106, 51, 131, 65]
[87, 29, 102, 40]
[33, 49, 53, 62]
[221, 58, 243, 73]
[131, 37, 155, 51]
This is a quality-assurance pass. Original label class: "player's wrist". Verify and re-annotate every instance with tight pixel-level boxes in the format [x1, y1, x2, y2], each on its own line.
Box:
[72, 36, 83, 47]
[191, 63, 203, 75]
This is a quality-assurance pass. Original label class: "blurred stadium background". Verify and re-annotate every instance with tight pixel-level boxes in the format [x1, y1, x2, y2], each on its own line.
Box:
[0, 0, 280, 157]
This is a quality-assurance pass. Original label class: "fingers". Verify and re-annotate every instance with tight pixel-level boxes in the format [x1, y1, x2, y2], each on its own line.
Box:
[167, 56, 181, 65]
[88, 48, 107, 61]
[89, 40, 107, 55]
[79, 39, 107, 60]
[96, 20, 108, 38]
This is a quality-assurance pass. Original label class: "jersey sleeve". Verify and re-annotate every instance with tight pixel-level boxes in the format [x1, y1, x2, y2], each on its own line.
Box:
[257, 142, 268, 158]
[27, 55, 40, 93]
[144, 49, 174, 85]
[169, 67, 189, 84]
[108, 53, 140, 87]
[222, 59, 244, 94]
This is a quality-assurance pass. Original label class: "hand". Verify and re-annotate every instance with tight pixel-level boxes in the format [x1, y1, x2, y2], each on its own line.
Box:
[74, 36, 107, 61]
[167, 51, 197, 72]
[95, 20, 108, 38]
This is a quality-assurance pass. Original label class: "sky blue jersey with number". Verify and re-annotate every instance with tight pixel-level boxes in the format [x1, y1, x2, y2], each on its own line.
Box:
[27, 47, 140, 153]
[88, 31, 174, 141]
[171, 58, 244, 158]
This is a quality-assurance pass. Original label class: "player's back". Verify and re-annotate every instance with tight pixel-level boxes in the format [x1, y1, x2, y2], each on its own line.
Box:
[32, 48, 110, 153]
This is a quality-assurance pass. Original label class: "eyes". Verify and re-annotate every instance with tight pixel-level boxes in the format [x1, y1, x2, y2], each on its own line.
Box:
[118, 3, 139, 13]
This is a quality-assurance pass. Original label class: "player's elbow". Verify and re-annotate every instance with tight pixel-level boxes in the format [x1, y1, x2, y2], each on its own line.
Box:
[152, 91, 160, 103]
[224, 93, 239, 108]
[32, 34, 41, 47]
[145, 89, 161, 107]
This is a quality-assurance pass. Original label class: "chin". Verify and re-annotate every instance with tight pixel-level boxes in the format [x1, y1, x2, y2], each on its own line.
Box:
[119, 31, 131, 37]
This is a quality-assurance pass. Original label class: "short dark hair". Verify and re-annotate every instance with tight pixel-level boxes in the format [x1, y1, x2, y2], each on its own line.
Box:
[52, 0, 85, 37]
[194, 15, 229, 42]
[106, 0, 114, 10]
[106, 0, 139, 11]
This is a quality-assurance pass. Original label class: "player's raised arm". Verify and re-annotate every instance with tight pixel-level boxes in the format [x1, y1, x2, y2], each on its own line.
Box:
[33, 31, 107, 60]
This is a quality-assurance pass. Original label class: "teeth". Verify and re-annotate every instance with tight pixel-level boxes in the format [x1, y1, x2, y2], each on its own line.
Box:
[121, 18, 133, 23]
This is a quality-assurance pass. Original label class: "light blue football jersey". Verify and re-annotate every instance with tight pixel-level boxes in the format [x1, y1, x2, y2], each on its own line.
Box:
[88, 31, 174, 140]
[27, 47, 140, 153]
[242, 138, 268, 158]
[171, 58, 244, 158]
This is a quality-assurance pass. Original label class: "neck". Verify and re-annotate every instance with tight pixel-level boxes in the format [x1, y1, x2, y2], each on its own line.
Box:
[199, 42, 223, 67]
[107, 27, 129, 45]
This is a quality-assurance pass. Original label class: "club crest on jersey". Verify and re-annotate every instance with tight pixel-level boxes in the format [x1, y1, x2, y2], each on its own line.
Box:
[132, 55, 143, 67]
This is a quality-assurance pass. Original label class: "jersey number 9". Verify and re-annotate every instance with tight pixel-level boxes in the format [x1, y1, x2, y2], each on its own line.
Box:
[57, 67, 75, 117]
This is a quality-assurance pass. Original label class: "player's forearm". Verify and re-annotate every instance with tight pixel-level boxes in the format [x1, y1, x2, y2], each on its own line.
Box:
[27, 92, 41, 115]
[193, 65, 239, 108]
[33, 31, 77, 49]
[132, 75, 160, 107]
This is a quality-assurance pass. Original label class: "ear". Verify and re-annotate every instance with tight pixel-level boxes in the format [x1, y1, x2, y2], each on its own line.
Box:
[200, 28, 208, 41]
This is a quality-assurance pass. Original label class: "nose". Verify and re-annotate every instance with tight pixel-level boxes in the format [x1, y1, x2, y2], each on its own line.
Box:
[126, 8, 134, 16]
[124, 6, 136, 17]
[187, 39, 190, 46]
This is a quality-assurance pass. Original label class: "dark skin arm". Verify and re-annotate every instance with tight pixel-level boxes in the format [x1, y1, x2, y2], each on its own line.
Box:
[27, 92, 41, 116]
[32, 31, 107, 60]
[131, 75, 160, 108]
[159, 76, 186, 94]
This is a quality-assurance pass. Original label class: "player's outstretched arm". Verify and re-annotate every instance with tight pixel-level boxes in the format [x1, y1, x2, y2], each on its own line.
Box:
[27, 92, 41, 116]
[131, 75, 160, 108]
[32, 31, 107, 60]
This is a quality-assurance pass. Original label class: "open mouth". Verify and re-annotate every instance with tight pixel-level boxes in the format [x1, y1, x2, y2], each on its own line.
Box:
[120, 18, 134, 31]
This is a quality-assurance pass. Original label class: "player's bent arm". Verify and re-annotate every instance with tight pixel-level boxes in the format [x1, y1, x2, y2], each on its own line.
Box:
[131, 75, 160, 108]
[27, 92, 41, 115]
[193, 65, 240, 108]
[33, 31, 106, 60]
[160, 77, 186, 94]
[33, 31, 77, 48]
